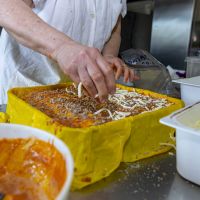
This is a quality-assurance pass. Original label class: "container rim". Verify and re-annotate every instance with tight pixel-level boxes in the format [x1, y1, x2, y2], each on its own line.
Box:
[0, 123, 74, 200]
[160, 102, 200, 137]
[173, 76, 200, 87]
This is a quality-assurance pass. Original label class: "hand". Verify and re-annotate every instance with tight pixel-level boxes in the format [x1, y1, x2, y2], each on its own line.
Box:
[22, 0, 35, 8]
[103, 55, 138, 83]
[52, 41, 116, 102]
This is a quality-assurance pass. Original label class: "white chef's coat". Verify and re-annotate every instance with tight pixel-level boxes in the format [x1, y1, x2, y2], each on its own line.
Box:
[0, 0, 127, 104]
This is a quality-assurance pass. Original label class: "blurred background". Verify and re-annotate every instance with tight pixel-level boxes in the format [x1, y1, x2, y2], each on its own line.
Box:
[121, 0, 200, 71]
[0, 0, 200, 77]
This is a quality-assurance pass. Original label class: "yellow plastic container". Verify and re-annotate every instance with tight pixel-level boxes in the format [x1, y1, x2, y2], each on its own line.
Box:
[0, 112, 8, 123]
[6, 83, 184, 189]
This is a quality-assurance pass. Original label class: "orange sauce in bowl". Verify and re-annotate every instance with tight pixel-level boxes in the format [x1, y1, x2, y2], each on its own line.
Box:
[0, 138, 67, 200]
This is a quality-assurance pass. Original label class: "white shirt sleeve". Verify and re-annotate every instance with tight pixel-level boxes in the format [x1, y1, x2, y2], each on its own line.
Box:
[121, 0, 127, 17]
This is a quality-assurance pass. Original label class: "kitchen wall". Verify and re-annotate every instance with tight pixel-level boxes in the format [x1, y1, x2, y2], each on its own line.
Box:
[120, 11, 153, 53]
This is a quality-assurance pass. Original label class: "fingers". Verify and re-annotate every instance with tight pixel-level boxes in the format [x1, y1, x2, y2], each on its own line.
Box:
[109, 58, 139, 82]
[123, 66, 130, 82]
[122, 65, 139, 82]
[96, 55, 116, 95]
[65, 64, 81, 83]
[130, 69, 140, 81]
[78, 66, 98, 97]
[56, 44, 116, 101]
[111, 58, 131, 82]
[129, 68, 135, 81]
[86, 59, 109, 102]
[112, 61, 123, 80]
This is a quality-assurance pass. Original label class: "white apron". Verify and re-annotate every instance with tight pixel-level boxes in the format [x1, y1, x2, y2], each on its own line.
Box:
[0, 0, 127, 104]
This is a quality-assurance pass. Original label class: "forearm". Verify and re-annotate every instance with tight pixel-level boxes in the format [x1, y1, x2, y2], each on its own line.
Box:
[102, 17, 121, 57]
[0, 0, 73, 58]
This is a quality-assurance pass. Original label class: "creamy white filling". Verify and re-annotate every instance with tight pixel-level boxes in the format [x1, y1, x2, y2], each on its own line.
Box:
[78, 82, 83, 98]
[70, 85, 171, 121]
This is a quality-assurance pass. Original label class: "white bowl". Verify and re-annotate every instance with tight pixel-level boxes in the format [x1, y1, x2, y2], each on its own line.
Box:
[160, 102, 200, 185]
[173, 76, 200, 106]
[0, 123, 74, 200]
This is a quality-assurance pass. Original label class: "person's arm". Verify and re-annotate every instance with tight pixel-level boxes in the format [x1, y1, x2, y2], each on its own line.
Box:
[102, 17, 122, 58]
[0, 0, 116, 102]
[0, 0, 69, 57]
[102, 17, 135, 82]
[22, 0, 35, 8]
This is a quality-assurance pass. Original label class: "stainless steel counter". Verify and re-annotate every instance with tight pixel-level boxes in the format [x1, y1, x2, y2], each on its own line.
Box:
[1, 104, 200, 200]
[69, 153, 200, 200]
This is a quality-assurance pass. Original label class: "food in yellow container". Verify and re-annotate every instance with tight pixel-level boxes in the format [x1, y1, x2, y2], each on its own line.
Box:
[6, 83, 184, 189]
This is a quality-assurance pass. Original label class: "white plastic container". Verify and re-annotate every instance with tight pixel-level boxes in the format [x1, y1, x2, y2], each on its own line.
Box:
[185, 56, 200, 78]
[173, 76, 200, 106]
[0, 123, 74, 200]
[160, 102, 200, 185]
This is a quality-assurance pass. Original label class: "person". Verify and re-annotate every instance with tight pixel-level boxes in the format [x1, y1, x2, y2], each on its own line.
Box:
[0, 0, 135, 104]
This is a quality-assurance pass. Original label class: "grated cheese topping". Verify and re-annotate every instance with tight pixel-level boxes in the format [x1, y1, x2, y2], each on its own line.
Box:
[20, 84, 173, 128]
